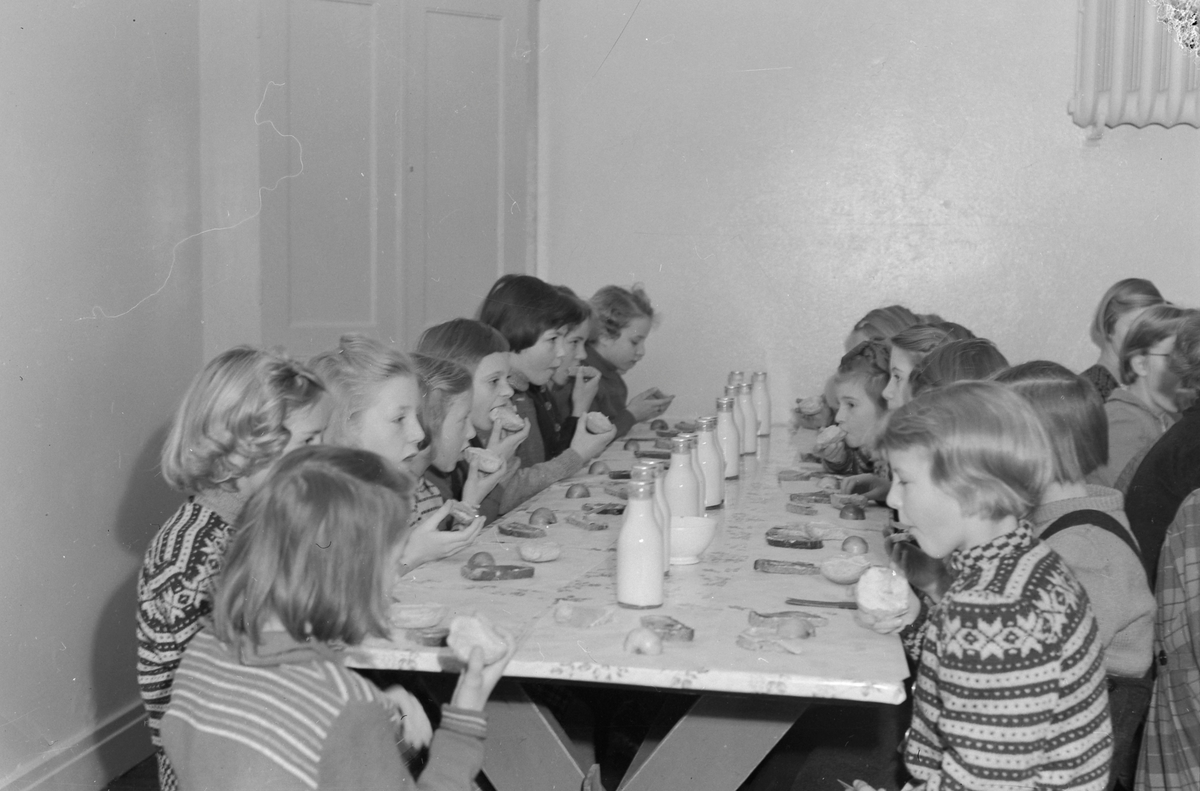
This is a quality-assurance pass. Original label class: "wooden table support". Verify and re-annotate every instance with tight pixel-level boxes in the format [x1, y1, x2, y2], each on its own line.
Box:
[483, 679, 589, 791]
[618, 693, 811, 791]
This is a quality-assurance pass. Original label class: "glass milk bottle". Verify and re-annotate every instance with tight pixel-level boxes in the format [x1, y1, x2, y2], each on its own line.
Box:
[728, 370, 745, 387]
[716, 397, 740, 479]
[695, 416, 725, 508]
[664, 436, 700, 518]
[617, 480, 664, 609]
[633, 462, 670, 573]
[751, 371, 771, 436]
[736, 383, 758, 455]
[724, 385, 746, 443]
[678, 433, 706, 514]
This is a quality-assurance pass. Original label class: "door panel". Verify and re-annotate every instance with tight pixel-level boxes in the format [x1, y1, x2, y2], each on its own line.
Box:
[402, 0, 537, 341]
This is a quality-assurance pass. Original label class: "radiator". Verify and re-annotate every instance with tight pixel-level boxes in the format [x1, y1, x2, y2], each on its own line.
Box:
[1071, 0, 1200, 135]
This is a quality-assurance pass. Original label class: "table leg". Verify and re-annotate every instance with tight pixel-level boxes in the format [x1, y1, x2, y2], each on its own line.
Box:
[483, 679, 588, 791]
[617, 694, 811, 791]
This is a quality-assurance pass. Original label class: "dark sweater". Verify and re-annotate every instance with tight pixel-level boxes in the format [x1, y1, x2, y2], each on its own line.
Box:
[1124, 402, 1200, 588]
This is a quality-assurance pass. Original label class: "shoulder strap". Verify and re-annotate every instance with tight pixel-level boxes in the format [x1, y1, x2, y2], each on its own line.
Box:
[1041, 509, 1142, 562]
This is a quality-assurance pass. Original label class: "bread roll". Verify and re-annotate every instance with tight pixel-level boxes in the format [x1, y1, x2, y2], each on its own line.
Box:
[585, 411, 614, 434]
[464, 447, 504, 474]
[855, 566, 911, 619]
[447, 615, 507, 664]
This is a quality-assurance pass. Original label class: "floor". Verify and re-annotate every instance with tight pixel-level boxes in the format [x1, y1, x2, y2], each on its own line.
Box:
[106, 700, 907, 791]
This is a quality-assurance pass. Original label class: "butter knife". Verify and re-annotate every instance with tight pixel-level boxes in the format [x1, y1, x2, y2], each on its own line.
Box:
[784, 598, 858, 610]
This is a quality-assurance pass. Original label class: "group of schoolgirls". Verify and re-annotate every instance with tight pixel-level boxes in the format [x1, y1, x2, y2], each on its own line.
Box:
[804, 281, 1199, 791]
[134, 275, 668, 791]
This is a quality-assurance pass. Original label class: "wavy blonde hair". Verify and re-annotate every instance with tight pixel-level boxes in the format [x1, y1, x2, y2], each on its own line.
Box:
[160, 347, 325, 492]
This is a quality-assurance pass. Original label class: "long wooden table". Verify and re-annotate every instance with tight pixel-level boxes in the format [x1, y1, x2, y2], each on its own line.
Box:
[349, 427, 909, 790]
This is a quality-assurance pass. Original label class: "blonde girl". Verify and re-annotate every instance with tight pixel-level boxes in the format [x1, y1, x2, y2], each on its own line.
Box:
[160, 446, 514, 790]
[1082, 278, 1164, 401]
[844, 304, 921, 352]
[586, 284, 672, 438]
[137, 346, 329, 790]
[309, 334, 481, 571]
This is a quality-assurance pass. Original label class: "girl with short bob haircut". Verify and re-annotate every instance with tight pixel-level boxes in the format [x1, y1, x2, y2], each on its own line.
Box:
[161, 446, 513, 791]
[479, 275, 614, 486]
[139, 347, 329, 790]
[996, 361, 1153, 791]
[586, 284, 673, 438]
[310, 334, 480, 572]
[1082, 278, 1165, 401]
[881, 324, 954, 411]
[908, 338, 1009, 398]
[852, 381, 1113, 791]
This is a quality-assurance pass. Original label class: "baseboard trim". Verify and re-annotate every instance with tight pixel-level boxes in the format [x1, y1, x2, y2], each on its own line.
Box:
[1, 702, 153, 791]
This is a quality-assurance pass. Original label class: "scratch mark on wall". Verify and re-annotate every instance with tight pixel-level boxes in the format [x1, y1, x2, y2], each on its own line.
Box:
[590, 0, 644, 83]
[79, 81, 304, 321]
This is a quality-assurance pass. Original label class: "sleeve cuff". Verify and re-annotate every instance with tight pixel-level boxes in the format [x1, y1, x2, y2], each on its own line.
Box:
[440, 705, 488, 740]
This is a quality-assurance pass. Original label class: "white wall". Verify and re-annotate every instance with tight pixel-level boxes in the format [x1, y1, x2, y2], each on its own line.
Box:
[539, 0, 1200, 419]
[0, 2, 202, 787]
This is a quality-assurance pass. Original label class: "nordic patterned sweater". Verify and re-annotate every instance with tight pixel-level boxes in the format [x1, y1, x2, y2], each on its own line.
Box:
[136, 489, 247, 750]
[162, 628, 485, 791]
[902, 522, 1113, 791]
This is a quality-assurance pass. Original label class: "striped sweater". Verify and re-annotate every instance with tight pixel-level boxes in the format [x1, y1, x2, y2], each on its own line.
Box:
[162, 629, 487, 791]
[904, 522, 1113, 791]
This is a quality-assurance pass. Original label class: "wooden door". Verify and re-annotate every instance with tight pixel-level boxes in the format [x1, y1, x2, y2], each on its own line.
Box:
[400, 0, 538, 342]
[258, 0, 536, 357]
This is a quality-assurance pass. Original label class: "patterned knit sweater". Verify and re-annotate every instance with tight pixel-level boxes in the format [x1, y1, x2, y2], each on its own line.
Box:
[162, 629, 486, 790]
[136, 489, 247, 749]
[903, 522, 1113, 791]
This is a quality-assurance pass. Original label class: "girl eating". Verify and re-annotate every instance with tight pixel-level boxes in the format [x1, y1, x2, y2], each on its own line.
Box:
[585, 284, 673, 438]
[309, 334, 482, 572]
[160, 445, 514, 790]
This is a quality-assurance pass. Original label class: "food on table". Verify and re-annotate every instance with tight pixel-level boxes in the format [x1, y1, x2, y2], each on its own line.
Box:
[466, 552, 495, 569]
[674, 420, 698, 434]
[581, 502, 625, 516]
[447, 615, 508, 664]
[748, 610, 828, 629]
[753, 558, 820, 575]
[655, 429, 680, 438]
[406, 626, 450, 647]
[623, 627, 663, 655]
[497, 522, 548, 539]
[634, 449, 671, 460]
[608, 470, 632, 480]
[588, 460, 611, 475]
[856, 566, 911, 620]
[389, 603, 447, 630]
[460, 561, 535, 581]
[785, 503, 819, 516]
[565, 514, 609, 531]
[791, 491, 833, 505]
[776, 469, 805, 482]
[529, 507, 558, 526]
[820, 554, 873, 585]
[653, 438, 674, 450]
[830, 492, 868, 509]
[649, 419, 669, 431]
[622, 439, 641, 451]
[565, 484, 591, 499]
[838, 504, 866, 521]
[765, 525, 824, 550]
[603, 484, 629, 501]
[585, 411, 614, 434]
[736, 624, 811, 654]
[464, 447, 504, 474]
[518, 540, 561, 563]
[842, 536, 869, 555]
[553, 600, 615, 628]
[640, 615, 695, 642]
[489, 406, 526, 432]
